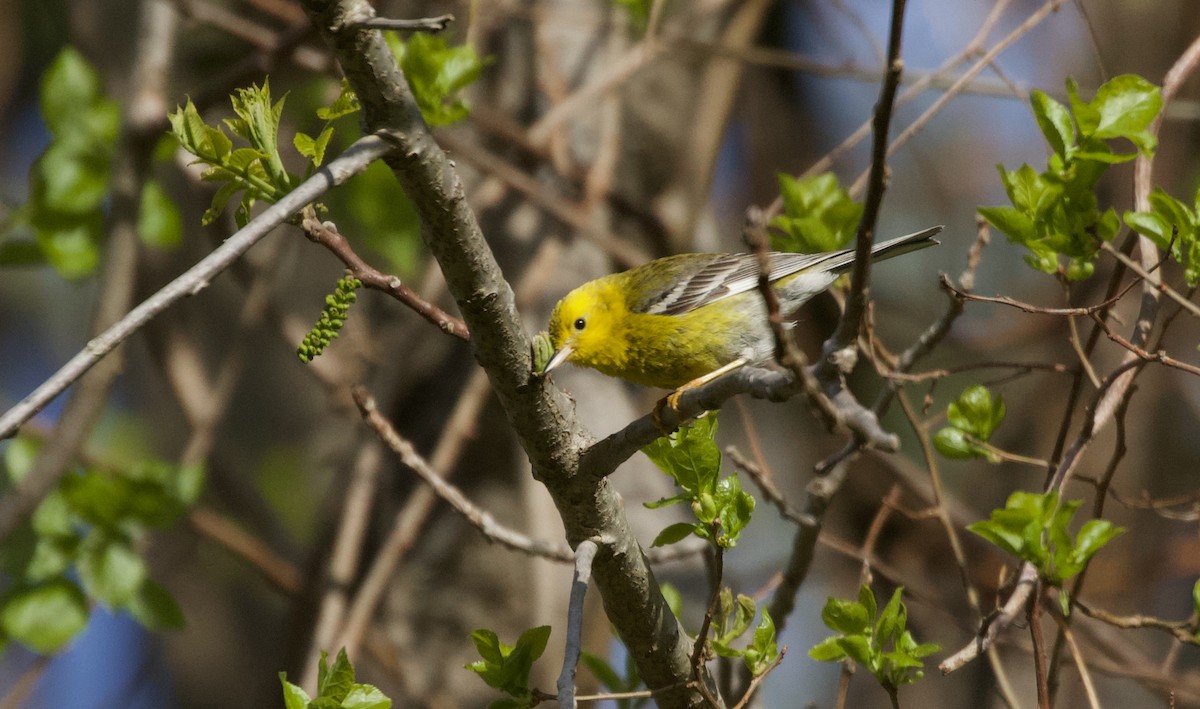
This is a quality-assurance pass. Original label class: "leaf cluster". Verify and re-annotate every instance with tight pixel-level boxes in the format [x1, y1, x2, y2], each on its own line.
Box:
[385, 32, 487, 126]
[710, 589, 779, 676]
[979, 75, 1162, 279]
[642, 416, 755, 549]
[0, 437, 201, 653]
[1125, 187, 1200, 286]
[298, 275, 362, 362]
[0, 47, 182, 277]
[968, 490, 1124, 611]
[280, 648, 392, 709]
[770, 172, 864, 254]
[170, 81, 300, 228]
[464, 626, 551, 709]
[933, 385, 1006, 462]
[809, 585, 939, 693]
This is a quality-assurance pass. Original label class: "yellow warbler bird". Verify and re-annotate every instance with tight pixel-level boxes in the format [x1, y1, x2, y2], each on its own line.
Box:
[543, 226, 942, 389]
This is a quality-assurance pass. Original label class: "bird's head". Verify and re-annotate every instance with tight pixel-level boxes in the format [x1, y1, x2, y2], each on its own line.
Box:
[544, 280, 625, 375]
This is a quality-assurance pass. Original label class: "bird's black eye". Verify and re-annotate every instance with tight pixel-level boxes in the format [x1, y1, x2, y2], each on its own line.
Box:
[573, 317, 587, 331]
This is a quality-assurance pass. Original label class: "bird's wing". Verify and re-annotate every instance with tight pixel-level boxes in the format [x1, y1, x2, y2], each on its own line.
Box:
[643, 252, 836, 316]
[639, 226, 944, 316]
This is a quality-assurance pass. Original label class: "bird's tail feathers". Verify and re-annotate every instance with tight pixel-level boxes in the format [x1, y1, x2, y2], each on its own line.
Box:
[827, 225, 943, 274]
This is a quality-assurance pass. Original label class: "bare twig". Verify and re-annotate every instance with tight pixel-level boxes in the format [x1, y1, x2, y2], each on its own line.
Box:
[299, 211, 470, 339]
[729, 649, 787, 709]
[189, 506, 303, 594]
[352, 386, 574, 562]
[558, 540, 600, 709]
[345, 13, 455, 32]
[1030, 583, 1051, 709]
[1099, 241, 1200, 320]
[1090, 313, 1200, 378]
[689, 531, 726, 709]
[940, 274, 1131, 316]
[1075, 601, 1200, 646]
[822, 0, 910, 367]
[1048, 606, 1103, 709]
[0, 657, 50, 709]
[850, 0, 1069, 196]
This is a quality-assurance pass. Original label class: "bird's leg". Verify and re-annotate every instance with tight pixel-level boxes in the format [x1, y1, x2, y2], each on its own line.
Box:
[651, 358, 748, 434]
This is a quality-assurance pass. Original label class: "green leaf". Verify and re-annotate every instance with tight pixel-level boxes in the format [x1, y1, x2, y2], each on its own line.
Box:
[294, 126, 335, 167]
[40, 47, 105, 135]
[933, 427, 985, 460]
[391, 32, 487, 126]
[642, 416, 721, 496]
[127, 579, 185, 630]
[33, 141, 111, 216]
[876, 587, 906, 643]
[580, 652, 625, 691]
[745, 608, 778, 676]
[1087, 74, 1163, 155]
[1192, 580, 1200, 623]
[1, 580, 89, 654]
[1031, 89, 1075, 158]
[280, 674, 312, 709]
[858, 584, 877, 622]
[169, 100, 232, 164]
[978, 205, 1038, 244]
[30, 490, 71, 539]
[470, 628, 504, 665]
[4, 436, 40, 483]
[651, 522, 698, 547]
[809, 636, 847, 662]
[77, 533, 148, 608]
[317, 648, 356, 702]
[713, 474, 755, 547]
[138, 180, 183, 249]
[835, 635, 874, 668]
[516, 625, 551, 663]
[770, 172, 863, 253]
[341, 685, 392, 709]
[316, 79, 361, 120]
[1069, 519, 1125, 568]
[947, 385, 1005, 439]
[33, 219, 101, 280]
[821, 597, 870, 635]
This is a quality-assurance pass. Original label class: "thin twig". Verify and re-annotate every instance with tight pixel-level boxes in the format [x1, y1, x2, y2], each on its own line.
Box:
[729, 649, 787, 709]
[1030, 582, 1051, 709]
[822, 0, 910, 368]
[188, 506, 303, 594]
[1048, 606, 1103, 709]
[940, 274, 1131, 316]
[1075, 601, 1200, 646]
[689, 532, 726, 709]
[850, 0, 1069, 196]
[0, 656, 50, 709]
[558, 540, 600, 709]
[352, 386, 574, 562]
[1099, 241, 1200, 319]
[299, 210, 470, 339]
[1090, 313, 1200, 377]
[346, 14, 455, 32]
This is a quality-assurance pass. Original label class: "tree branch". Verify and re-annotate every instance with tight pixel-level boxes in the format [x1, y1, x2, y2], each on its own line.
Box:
[299, 1, 712, 703]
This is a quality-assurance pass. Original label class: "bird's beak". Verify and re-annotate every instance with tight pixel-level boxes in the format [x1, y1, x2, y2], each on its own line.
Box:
[543, 343, 574, 375]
